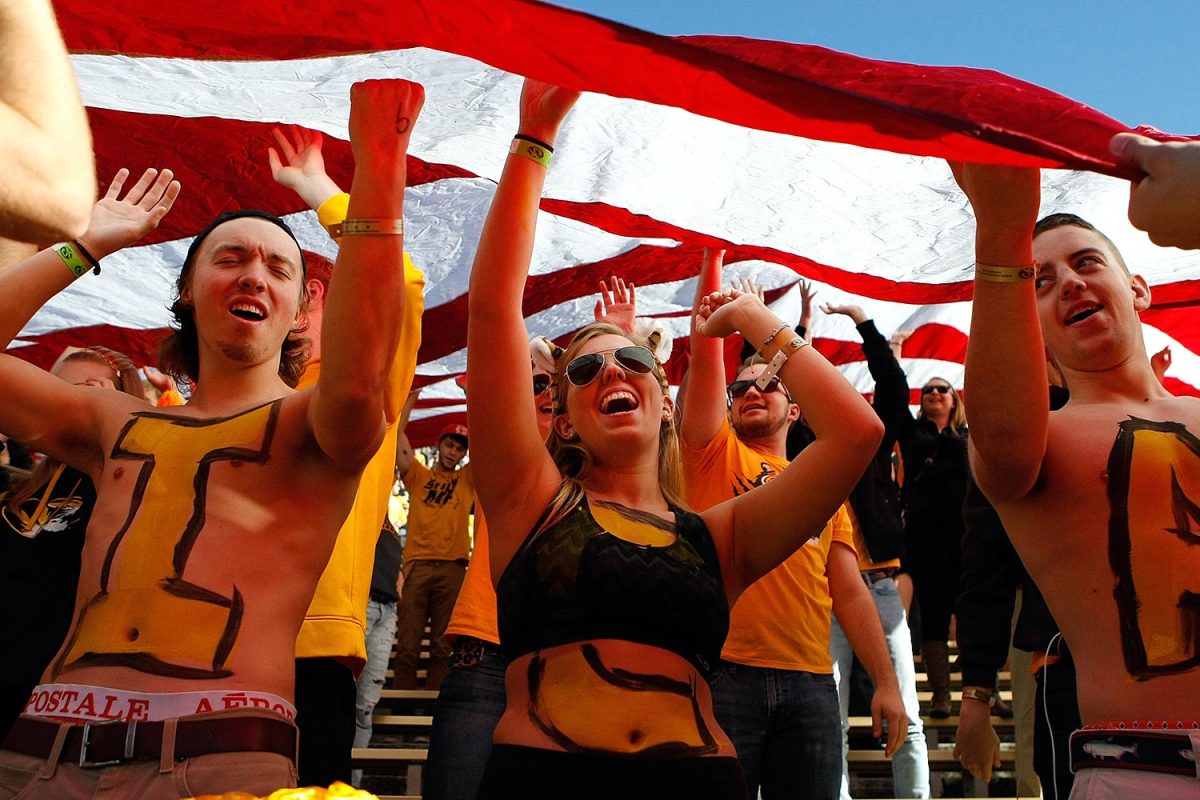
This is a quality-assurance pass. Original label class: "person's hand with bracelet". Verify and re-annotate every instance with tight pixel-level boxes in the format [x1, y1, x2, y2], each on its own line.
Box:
[954, 684, 1002, 781]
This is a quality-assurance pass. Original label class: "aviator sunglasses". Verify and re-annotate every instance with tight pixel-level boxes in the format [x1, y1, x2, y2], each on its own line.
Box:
[921, 384, 952, 396]
[532, 374, 553, 395]
[565, 346, 657, 387]
[727, 377, 790, 401]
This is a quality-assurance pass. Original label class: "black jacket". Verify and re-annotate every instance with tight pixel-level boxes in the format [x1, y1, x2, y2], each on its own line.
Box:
[786, 321, 905, 563]
[866, 321, 968, 526]
[954, 385, 1070, 688]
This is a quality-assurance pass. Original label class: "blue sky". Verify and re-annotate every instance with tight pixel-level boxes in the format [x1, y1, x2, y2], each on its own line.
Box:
[560, 0, 1200, 135]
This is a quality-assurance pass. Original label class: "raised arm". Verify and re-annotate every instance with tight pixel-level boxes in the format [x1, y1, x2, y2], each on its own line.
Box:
[698, 291, 884, 596]
[823, 302, 912, 439]
[679, 248, 729, 449]
[0, 0, 96, 241]
[269, 124, 426, 421]
[394, 389, 420, 479]
[952, 163, 1047, 502]
[309, 80, 422, 472]
[465, 80, 579, 553]
[0, 167, 178, 467]
[1110, 133, 1200, 250]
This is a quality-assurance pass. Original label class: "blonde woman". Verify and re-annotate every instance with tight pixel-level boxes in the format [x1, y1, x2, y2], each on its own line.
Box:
[465, 80, 882, 799]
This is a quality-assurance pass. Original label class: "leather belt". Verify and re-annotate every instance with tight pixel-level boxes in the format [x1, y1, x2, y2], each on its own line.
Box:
[862, 568, 897, 584]
[2, 713, 297, 769]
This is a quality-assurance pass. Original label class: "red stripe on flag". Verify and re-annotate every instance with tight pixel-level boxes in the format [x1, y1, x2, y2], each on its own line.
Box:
[58, 0, 1150, 174]
[89, 108, 474, 243]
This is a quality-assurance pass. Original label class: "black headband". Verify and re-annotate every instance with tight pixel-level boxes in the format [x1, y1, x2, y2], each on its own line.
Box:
[183, 209, 306, 276]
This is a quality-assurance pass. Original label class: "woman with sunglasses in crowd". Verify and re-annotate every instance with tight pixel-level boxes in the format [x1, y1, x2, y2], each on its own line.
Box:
[465, 79, 883, 800]
[823, 303, 970, 719]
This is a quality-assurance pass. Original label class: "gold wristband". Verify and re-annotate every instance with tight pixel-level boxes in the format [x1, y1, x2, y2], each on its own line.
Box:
[327, 218, 404, 238]
[54, 242, 95, 278]
[975, 262, 1035, 283]
[510, 137, 553, 168]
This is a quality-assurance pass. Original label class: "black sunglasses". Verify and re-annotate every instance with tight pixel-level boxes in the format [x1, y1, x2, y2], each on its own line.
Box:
[565, 346, 656, 387]
[728, 377, 789, 400]
[922, 384, 952, 395]
[532, 374, 552, 396]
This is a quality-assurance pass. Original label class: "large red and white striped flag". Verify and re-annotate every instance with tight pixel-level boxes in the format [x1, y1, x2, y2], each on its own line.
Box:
[17, 0, 1200, 442]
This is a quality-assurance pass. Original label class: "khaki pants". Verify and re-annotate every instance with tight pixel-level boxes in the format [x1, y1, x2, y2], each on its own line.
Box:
[392, 560, 467, 690]
[0, 710, 296, 799]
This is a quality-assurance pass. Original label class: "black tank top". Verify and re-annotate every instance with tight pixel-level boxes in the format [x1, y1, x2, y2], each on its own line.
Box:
[497, 497, 730, 674]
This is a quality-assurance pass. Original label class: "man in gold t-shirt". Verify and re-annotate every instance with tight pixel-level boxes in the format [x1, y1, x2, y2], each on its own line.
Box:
[392, 420, 475, 690]
[680, 249, 906, 799]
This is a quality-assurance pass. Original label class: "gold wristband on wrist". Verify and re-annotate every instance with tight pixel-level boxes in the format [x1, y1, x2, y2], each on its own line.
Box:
[975, 262, 1035, 283]
[327, 218, 405, 238]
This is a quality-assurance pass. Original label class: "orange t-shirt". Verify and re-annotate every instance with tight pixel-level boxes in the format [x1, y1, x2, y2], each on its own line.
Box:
[401, 460, 475, 562]
[682, 419, 855, 672]
[445, 511, 499, 645]
[846, 503, 902, 573]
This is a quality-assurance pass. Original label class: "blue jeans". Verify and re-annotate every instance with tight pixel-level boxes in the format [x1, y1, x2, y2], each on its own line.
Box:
[711, 661, 842, 800]
[830, 575, 929, 799]
[351, 598, 397, 785]
[424, 644, 508, 800]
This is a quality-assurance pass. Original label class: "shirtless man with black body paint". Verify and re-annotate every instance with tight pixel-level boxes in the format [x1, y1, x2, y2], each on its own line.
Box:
[0, 79, 423, 800]
[953, 155, 1200, 799]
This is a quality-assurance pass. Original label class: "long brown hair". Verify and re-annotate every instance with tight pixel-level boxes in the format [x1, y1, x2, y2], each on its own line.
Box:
[539, 322, 687, 532]
[157, 212, 311, 388]
[4, 347, 145, 513]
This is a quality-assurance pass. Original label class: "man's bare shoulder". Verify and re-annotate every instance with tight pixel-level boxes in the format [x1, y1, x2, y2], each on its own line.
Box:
[1032, 394, 1200, 496]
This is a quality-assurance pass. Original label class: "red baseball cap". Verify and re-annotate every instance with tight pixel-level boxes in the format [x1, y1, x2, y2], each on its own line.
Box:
[438, 423, 469, 445]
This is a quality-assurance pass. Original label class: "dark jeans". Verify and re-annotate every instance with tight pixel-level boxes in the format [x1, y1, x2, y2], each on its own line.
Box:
[1034, 644, 1080, 800]
[424, 645, 507, 800]
[294, 656, 356, 787]
[711, 661, 841, 800]
[478, 744, 747, 800]
[905, 520, 963, 642]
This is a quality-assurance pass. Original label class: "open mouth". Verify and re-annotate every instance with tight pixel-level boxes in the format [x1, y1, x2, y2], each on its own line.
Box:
[599, 390, 640, 415]
[230, 302, 266, 321]
[1065, 305, 1102, 326]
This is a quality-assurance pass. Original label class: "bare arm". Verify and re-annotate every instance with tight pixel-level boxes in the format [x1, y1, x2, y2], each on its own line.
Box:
[698, 292, 884, 595]
[0, 0, 96, 241]
[828, 541, 906, 758]
[269, 127, 427, 422]
[309, 80, 422, 472]
[394, 389, 419, 479]
[465, 80, 579, 571]
[952, 163, 1047, 501]
[679, 248, 728, 449]
[0, 167, 178, 467]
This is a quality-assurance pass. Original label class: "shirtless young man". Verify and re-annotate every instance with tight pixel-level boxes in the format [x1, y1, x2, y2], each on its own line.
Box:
[954, 160, 1200, 799]
[0, 79, 423, 799]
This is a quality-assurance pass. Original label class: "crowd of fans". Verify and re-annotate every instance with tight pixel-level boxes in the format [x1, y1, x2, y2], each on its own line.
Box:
[2, 6, 1200, 799]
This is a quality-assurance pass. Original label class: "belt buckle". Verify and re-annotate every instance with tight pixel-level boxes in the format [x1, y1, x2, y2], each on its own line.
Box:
[79, 719, 136, 769]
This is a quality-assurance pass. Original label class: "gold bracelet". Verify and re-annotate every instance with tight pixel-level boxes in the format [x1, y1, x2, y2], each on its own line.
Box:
[327, 218, 404, 238]
[976, 262, 1035, 283]
[510, 137, 553, 168]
